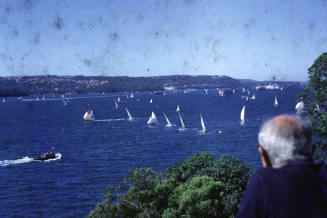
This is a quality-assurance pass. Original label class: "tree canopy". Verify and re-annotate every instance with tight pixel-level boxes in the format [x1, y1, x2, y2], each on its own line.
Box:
[88, 152, 254, 218]
[299, 52, 327, 162]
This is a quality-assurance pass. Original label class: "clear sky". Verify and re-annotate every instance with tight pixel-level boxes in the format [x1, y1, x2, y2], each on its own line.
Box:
[0, 0, 326, 81]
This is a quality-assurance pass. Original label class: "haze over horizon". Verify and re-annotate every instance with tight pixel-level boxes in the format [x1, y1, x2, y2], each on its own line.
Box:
[0, 0, 326, 81]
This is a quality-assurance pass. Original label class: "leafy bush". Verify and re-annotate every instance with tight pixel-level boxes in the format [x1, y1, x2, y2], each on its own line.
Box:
[88, 152, 254, 218]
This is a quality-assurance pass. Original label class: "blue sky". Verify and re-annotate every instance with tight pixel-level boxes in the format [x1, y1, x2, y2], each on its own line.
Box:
[0, 0, 326, 81]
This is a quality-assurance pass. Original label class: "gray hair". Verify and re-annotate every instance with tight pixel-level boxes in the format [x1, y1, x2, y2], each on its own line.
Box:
[258, 115, 313, 167]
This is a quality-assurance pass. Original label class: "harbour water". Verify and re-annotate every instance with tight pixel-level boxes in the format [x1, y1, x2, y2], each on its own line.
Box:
[0, 86, 302, 217]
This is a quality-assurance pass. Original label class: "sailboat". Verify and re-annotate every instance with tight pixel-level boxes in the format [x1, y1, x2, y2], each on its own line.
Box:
[295, 101, 304, 112]
[83, 110, 95, 121]
[147, 112, 158, 125]
[114, 100, 119, 108]
[163, 112, 173, 127]
[62, 99, 68, 106]
[2, 98, 5, 103]
[179, 112, 187, 130]
[176, 105, 180, 112]
[130, 93, 134, 98]
[200, 114, 208, 132]
[274, 96, 278, 106]
[149, 98, 153, 104]
[240, 105, 245, 123]
[125, 108, 134, 120]
[250, 94, 256, 100]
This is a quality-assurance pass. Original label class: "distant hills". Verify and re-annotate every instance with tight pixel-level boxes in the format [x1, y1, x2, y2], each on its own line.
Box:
[0, 75, 302, 97]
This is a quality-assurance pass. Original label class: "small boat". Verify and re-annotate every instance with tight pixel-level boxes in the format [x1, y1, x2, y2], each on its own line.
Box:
[62, 99, 68, 106]
[117, 97, 121, 102]
[114, 100, 119, 108]
[2, 98, 5, 103]
[179, 112, 187, 130]
[147, 112, 158, 125]
[204, 89, 208, 94]
[274, 96, 278, 106]
[176, 105, 180, 112]
[295, 101, 304, 112]
[250, 94, 256, 100]
[149, 98, 153, 104]
[130, 93, 134, 98]
[83, 110, 95, 121]
[36, 97, 39, 101]
[163, 112, 173, 127]
[34, 152, 56, 161]
[125, 108, 134, 120]
[233, 89, 235, 93]
[200, 114, 208, 132]
[240, 105, 245, 123]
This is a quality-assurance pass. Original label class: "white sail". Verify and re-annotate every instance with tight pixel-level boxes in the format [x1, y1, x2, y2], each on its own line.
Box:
[125, 108, 134, 120]
[233, 89, 235, 93]
[240, 105, 245, 123]
[130, 93, 134, 98]
[163, 112, 173, 127]
[176, 105, 180, 112]
[2, 98, 5, 103]
[114, 100, 119, 108]
[250, 94, 256, 99]
[274, 96, 278, 106]
[147, 112, 158, 125]
[179, 113, 187, 130]
[150, 98, 153, 103]
[83, 110, 95, 121]
[200, 114, 208, 132]
[295, 101, 304, 111]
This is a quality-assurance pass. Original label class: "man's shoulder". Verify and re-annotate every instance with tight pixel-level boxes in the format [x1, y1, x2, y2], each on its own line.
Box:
[253, 161, 327, 184]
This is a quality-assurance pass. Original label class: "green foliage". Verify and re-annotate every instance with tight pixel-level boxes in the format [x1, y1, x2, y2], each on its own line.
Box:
[298, 52, 327, 162]
[88, 152, 254, 218]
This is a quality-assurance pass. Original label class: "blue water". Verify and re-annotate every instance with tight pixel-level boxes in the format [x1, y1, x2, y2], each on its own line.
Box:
[0, 87, 301, 217]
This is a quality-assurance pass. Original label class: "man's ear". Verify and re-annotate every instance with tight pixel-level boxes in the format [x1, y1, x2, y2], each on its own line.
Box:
[258, 146, 272, 167]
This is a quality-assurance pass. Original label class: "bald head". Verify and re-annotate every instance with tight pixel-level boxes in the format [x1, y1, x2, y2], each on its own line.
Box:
[258, 115, 312, 167]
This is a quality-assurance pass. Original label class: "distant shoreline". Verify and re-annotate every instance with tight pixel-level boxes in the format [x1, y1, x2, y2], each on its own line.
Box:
[0, 75, 303, 97]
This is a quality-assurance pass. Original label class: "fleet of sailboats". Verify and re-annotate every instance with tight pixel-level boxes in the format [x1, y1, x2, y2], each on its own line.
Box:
[61, 85, 291, 129]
